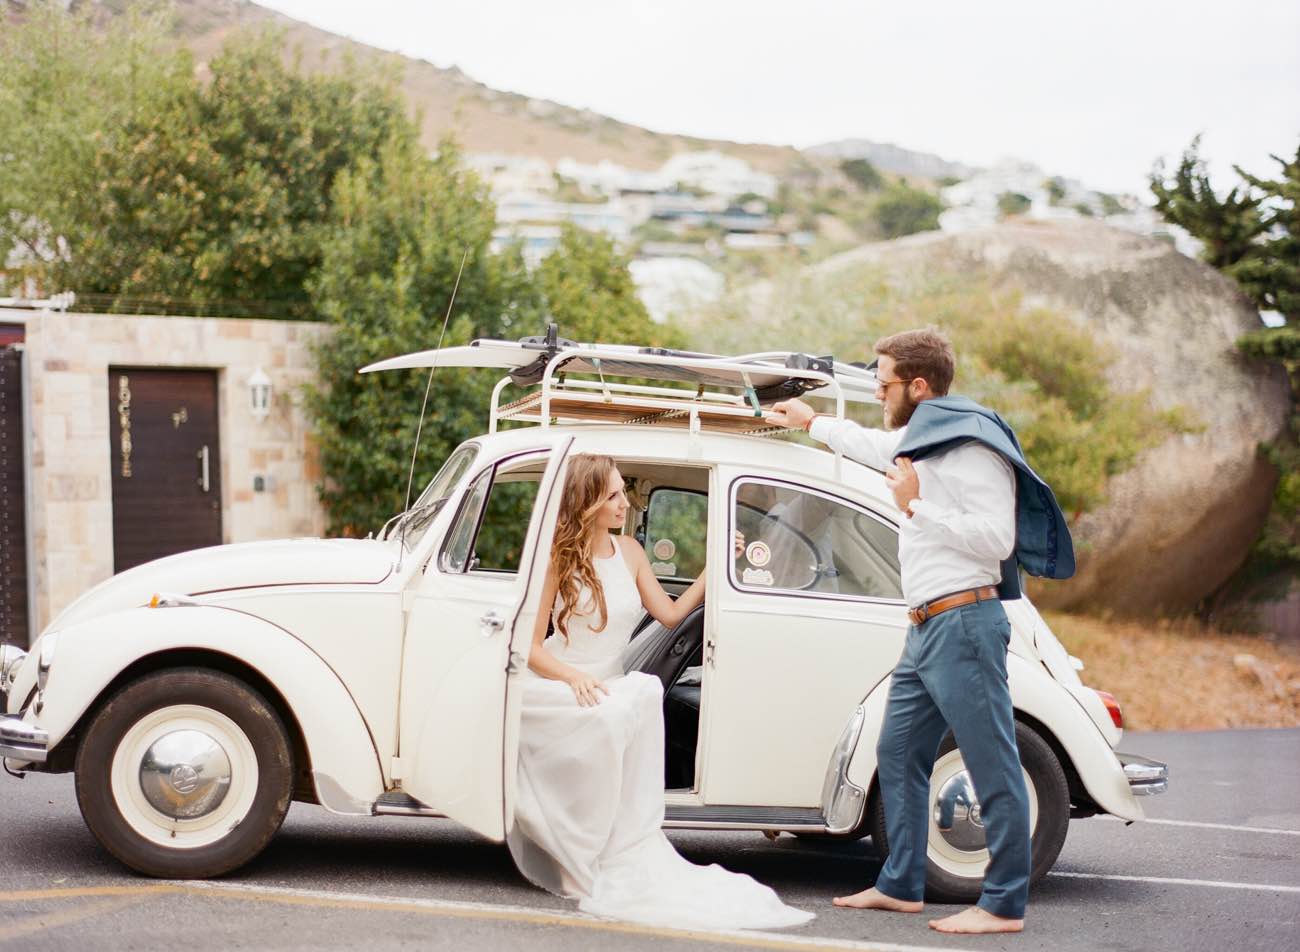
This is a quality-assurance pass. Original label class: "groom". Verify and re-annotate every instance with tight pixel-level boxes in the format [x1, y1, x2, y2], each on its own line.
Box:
[767, 327, 1073, 935]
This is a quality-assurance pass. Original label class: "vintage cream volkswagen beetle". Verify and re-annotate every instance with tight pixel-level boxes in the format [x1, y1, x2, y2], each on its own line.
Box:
[0, 334, 1166, 899]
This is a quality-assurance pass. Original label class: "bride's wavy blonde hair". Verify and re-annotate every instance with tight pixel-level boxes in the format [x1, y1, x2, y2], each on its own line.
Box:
[551, 454, 619, 642]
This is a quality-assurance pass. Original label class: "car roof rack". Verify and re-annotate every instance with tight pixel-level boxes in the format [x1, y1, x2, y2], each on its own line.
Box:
[361, 324, 879, 437]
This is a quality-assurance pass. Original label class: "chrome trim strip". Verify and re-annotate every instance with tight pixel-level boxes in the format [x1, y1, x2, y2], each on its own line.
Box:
[662, 819, 828, 832]
[0, 714, 47, 763]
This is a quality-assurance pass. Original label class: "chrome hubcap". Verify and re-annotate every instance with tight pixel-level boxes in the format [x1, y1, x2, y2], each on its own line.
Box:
[934, 769, 986, 851]
[138, 730, 232, 820]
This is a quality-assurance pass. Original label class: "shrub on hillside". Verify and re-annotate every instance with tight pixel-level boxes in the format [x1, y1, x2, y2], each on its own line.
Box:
[872, 184, 942, 239]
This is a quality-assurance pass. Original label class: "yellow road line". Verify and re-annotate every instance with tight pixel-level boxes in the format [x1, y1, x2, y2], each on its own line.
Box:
[0, 884, 974, 952]
[0, 894, 148, 943]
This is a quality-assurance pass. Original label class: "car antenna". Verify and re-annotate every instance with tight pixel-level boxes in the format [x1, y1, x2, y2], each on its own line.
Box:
[397, 249, 469, 566]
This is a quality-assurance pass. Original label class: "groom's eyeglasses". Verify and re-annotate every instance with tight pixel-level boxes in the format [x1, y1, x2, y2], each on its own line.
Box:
[874, 376, 912, 392]
[864, 358, 911, 393]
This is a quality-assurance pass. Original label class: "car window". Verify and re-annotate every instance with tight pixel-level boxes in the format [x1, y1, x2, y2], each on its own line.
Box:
[440, 453, 548, 576]
[386, 442, 479, 549]
[441, 469, 491, 573]
[644, 488, 707, 580]
[731, 480, 902, 600]
[473, 474, 542, 573]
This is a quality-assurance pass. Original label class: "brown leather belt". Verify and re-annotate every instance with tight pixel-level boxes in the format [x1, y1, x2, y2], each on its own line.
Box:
[907, 586, 1000, 627]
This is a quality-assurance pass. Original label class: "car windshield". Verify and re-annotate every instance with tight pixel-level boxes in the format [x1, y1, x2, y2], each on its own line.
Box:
[381, 443, 479, 549]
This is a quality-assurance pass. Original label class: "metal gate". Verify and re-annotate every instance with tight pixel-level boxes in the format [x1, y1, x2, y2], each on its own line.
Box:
[0, 335, 29, 647]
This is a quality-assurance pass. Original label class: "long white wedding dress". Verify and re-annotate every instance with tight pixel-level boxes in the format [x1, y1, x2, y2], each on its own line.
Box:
[508, 542, 814, 930]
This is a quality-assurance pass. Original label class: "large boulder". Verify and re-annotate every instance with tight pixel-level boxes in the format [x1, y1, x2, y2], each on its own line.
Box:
[712, 221, 1291, 615]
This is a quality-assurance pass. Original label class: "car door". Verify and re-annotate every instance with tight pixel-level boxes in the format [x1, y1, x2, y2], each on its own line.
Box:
[698, 472, 908, 808]
[399, 440, 571, 839]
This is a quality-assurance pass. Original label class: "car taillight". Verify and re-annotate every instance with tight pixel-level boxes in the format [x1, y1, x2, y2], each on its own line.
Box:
[1094, 690, 1123, 729]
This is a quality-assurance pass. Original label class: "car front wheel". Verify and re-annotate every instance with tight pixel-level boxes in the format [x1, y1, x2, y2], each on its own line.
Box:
[74, 668, 293, 878]
[869, 721, 1070, 903]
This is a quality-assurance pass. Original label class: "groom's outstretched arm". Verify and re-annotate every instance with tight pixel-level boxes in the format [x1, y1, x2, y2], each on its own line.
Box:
[767, 399, 902, 472]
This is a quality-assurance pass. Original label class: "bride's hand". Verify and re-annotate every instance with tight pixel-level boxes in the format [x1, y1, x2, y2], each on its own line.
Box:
[567, 673, 609, 707]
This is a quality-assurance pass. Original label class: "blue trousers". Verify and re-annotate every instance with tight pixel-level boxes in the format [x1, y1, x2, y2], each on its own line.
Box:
[873, 598, 1031, 919]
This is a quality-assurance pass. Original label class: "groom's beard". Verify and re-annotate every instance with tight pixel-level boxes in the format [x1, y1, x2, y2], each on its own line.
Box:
[884, 392, 919, 430]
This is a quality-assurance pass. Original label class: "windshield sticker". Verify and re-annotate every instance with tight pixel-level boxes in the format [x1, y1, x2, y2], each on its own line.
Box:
[745, 541, 771, 567]
[651, 561, 677, 576]
[742, 567, 775, 586]
[653, 538, 677, 561]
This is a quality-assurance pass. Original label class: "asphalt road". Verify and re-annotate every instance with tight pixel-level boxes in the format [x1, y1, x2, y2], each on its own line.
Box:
[1, 729, 1297, 951]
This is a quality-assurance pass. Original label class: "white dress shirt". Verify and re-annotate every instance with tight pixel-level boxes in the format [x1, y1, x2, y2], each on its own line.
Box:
[809, 415, 1016, 608]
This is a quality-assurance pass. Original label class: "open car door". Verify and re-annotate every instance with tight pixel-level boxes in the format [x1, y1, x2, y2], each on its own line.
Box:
[398, 438, 572, 840]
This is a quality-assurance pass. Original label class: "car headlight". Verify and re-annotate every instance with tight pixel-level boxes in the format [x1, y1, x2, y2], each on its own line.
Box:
[0, 643, 27, 694]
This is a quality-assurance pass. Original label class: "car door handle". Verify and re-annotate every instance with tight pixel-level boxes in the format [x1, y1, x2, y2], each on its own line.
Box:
[480, 611, 506, 637]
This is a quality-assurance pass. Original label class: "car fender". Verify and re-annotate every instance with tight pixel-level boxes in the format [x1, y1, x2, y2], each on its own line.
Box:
[843, 654, 1143, 822]
[22, 605, 384, 815]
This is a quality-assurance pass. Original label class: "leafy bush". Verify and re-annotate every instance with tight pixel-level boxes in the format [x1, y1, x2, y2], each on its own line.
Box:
[997, 192, 1032, 217]
[1236, 325, 1300, 567]
[1, 5, 413, 317]
[840, 158, 884, 192]
[872, 184, 943, 239]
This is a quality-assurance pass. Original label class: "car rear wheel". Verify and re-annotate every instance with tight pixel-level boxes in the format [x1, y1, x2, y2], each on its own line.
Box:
[869, 721, 1070, 903]
[75, 668, 293, 878]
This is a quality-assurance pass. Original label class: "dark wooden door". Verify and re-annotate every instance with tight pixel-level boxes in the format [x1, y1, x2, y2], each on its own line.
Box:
[109, 368, 222, 573]
[0, 340, 29, 647]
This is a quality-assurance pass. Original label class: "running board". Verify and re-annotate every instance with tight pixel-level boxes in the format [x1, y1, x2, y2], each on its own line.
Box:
[373, 793, 827, 831]
[663, 804, 827, 832]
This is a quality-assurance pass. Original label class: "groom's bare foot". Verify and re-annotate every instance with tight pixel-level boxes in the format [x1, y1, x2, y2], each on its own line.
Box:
[832, 887, 922, 912]
[928, 906, 1024, 934]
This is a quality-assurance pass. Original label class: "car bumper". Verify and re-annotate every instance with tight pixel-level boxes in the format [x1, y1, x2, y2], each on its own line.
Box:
[1118, 752, 1167, 796]
[0, 714, 47, 764]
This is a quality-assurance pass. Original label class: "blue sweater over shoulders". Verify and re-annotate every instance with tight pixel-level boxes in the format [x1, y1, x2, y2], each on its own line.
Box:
[893, 395, 1075, 600]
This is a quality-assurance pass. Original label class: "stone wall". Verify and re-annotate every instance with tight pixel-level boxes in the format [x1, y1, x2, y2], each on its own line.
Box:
[3, 308, 332, 630]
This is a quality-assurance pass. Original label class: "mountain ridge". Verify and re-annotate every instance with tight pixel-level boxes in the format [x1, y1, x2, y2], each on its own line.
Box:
[45, 0, 977, 182]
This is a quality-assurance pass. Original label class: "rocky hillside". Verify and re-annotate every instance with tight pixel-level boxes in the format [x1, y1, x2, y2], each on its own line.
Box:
[685, 220, 1290, 616]
[50, 0, 805, 175]
[20, 0, 970, 184]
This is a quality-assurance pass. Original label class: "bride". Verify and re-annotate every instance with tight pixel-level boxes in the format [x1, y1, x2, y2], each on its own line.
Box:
[508, 453, 813, 930]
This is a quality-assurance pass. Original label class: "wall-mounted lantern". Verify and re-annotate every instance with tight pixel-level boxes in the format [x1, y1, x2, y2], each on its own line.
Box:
[247, 366, 272, 421]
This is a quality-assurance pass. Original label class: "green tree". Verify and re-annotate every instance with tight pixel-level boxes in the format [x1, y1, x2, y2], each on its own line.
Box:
[1151, 138, 1300, 576]
[840, 158, 884, 192]
[1149, 136, 1267, 271]
[1, 3, 415, 317]
[1236, 325, 1300, 567]
[0, 1, 189, 293]
[1231, 146, 1300, 322]
[535, 225, 679, 346]
[304, 138, 542, 536]
[872, 184, 942, 239]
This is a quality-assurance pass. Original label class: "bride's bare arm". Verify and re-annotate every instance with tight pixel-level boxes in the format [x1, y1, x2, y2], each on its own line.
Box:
[625, 536, 704, 628]
[526, 565, 609, 706]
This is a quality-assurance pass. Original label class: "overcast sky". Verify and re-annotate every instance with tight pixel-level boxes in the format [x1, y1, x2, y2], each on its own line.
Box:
[255, 0, 1298, 195]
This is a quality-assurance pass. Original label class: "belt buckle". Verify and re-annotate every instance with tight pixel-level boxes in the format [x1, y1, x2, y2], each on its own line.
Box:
[908, 605, 928, 626]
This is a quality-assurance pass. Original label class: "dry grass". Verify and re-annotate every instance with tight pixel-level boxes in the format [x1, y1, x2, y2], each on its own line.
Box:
[1042, 612, 1300, 732]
